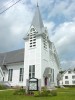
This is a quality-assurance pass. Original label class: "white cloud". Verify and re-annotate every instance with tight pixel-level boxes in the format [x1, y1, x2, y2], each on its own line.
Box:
[0, 1, 33, 52]
[50, 21, 75, 69]
[0, 0, 75, 69]
[44, 21, 55, 36]
[48, 1, 68, 18]
[30, 0, 51, 6]
[61, 60, 75, 70]
[43, 20, 75, 69]
[51, 22, 75, 53]
[48, 0, 75, 20]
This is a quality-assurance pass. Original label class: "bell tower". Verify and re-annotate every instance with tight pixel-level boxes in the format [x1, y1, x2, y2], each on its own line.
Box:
[23, 4, 60, 88]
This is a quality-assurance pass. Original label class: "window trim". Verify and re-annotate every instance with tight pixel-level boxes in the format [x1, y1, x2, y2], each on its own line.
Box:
[65, 76, 68, 79]
[19, 68, 24, 82]
[8, 69, 13, 82]
[29, 65, 35, 79]
[72, 75, 75, 79]
[29, 28, 36, 48]
[65, 81, 69, 84]
[72, 80, 75, 84]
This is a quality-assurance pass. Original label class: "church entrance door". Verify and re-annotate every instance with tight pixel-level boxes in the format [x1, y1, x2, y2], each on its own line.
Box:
[44, 77, 48, 86]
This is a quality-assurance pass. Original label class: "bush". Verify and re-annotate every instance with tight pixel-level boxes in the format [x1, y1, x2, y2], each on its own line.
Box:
[27, 91, 34, 95]
[34, 91, 40, 97]
[33, 87, 57, 97]
[41, 87, 47, 90]
[40, 88, 49, 96]
[14, 88, 26, 95]
[0, 84, 7, 90]
[50, 90, 57, 96]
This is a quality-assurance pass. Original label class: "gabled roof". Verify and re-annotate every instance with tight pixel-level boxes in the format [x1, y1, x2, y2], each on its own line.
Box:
[63, 68, 75, 74]
[60, 68, 75, 78]
[31, 5, 44, 32]
[0, 49, 24, 65]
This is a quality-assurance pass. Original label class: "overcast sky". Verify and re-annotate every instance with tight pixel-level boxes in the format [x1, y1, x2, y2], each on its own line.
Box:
[0, 0, 75, 70]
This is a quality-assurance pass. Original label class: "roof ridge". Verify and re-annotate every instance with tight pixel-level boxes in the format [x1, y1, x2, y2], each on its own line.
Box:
[0, 48, 24, 54]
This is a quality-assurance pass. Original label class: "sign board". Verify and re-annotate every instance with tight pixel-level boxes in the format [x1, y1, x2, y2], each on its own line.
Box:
[29, 78, 38, 91]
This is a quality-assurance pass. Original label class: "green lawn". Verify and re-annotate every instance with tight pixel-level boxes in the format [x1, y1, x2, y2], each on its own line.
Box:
[0, 88, 75, 100]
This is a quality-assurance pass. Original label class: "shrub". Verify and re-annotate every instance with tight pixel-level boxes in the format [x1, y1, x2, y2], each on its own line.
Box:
[27, 86, 57, 97]
[41, 87, 47, 90]
[0, 84, 7, 90]
[50, 90, 57, 96]
[40, 89, 50, 96]
[27, 91, 34, 95]
[40, 87, 47, 96]
[34, 91, 40, 97]
[14, 88, 26, 95]
[33, 87, 57, 97]
[40, 90, 48, 96]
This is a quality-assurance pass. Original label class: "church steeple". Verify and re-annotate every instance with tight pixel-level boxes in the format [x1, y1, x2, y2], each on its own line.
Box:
[24, 4, 45, 40]
[31, 4, 44, 32]
[37, 1, 39, 7]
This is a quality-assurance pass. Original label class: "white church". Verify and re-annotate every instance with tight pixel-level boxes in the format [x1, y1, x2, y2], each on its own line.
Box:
[0, 5, 60, 89]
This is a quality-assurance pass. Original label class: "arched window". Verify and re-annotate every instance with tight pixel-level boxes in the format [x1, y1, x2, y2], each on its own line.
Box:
[29, 27, 37, 48]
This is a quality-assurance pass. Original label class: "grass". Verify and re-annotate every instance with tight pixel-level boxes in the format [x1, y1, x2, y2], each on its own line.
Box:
[0, 87, 75, 100]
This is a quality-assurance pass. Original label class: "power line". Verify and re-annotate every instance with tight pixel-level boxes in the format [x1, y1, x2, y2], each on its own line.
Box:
[0, 0, 22, 15]
[0, 0, 13, 10]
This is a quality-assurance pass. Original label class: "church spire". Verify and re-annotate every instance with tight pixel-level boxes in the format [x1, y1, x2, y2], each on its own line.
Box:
[37, 0, 39, 7]
[31, 3, 44, 32]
